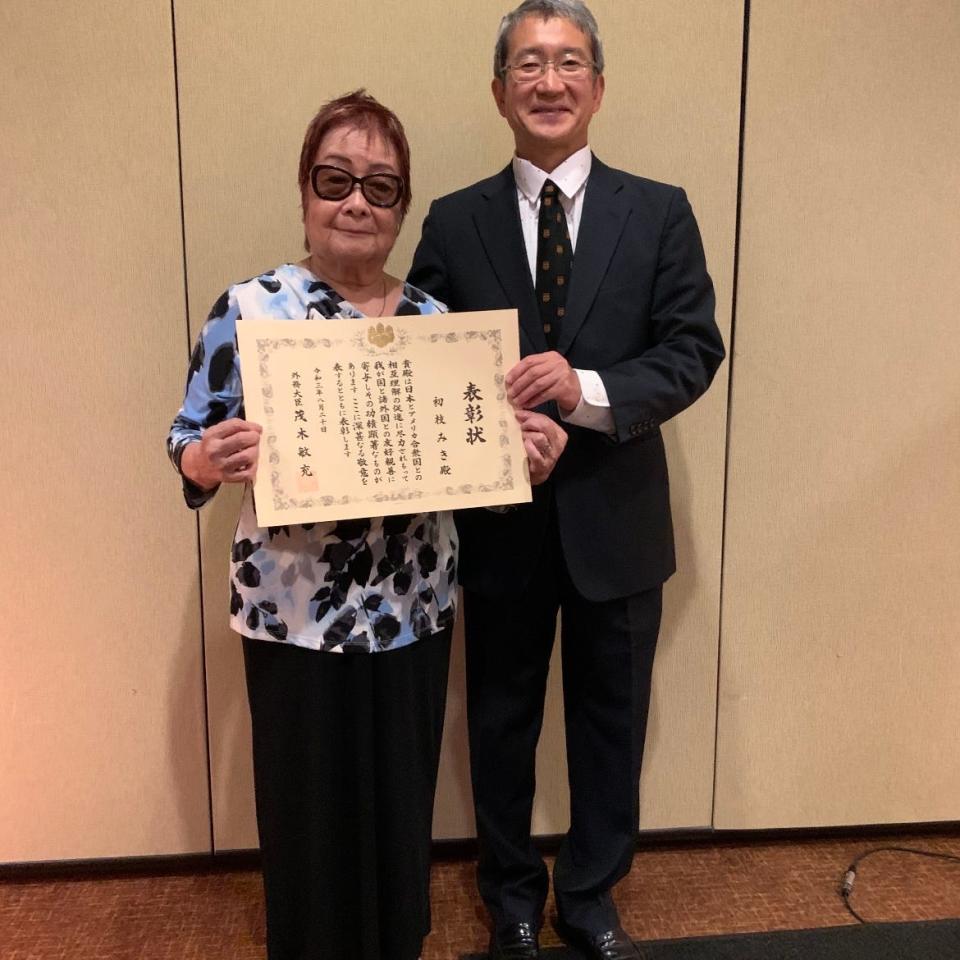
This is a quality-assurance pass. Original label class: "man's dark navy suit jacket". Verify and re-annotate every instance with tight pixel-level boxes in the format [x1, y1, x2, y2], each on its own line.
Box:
[409, 156, 726, 602]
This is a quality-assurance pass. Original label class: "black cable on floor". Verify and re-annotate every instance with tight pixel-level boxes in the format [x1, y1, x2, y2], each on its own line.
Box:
[839, 845, 960, 924]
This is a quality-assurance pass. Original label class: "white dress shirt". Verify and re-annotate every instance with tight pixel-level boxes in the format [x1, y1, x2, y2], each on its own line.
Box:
[512, 147, 615, 435]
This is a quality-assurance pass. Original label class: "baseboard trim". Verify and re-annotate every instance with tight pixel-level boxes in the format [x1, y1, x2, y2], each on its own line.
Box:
[3, 819, 958, 879]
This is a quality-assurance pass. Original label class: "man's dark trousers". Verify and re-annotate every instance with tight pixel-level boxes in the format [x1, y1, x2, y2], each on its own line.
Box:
[464, 504, 662, 932]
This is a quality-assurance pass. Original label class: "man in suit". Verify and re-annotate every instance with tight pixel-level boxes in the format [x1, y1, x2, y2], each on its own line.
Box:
[409, 2, 725, 957]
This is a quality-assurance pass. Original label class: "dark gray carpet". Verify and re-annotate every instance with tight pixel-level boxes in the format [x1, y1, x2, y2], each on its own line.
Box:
[462, 919, 960, 959]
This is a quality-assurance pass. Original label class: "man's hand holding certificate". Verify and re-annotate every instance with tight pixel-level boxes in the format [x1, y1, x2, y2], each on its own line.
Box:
[237, 309, 532, 525]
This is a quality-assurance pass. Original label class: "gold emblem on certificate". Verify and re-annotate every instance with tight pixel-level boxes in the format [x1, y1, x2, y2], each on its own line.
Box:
[367, 322, 395, 348]
[237, 309, 530, 525]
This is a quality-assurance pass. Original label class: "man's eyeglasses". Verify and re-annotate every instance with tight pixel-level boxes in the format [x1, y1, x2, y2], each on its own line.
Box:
[310, 165, 404, 208]
[504, 56, 597, 82]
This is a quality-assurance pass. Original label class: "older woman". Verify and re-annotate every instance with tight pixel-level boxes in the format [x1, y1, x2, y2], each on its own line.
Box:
[168, 91, 565, 960]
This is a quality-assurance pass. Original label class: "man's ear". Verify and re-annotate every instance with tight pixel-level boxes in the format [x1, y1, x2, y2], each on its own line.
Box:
[591, 72, 606, 115]
[491, 76, 507, 118]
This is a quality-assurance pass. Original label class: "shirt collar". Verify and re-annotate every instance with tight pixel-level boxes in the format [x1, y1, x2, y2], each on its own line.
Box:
[512, 145, 592, 203]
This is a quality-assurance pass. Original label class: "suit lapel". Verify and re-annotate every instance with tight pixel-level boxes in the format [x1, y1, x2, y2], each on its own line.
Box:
[558, 157, 630, 355]
[473, 166, 547, 353]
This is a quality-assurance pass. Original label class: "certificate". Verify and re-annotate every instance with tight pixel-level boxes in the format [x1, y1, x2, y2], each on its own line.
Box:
[237, 309, 531, 526]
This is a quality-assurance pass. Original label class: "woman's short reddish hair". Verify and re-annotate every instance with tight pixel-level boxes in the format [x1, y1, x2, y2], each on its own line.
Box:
[298, 89, 412, 220]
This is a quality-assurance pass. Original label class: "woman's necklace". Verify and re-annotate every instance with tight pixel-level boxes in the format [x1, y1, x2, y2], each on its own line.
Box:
[374, 276, 387, 317]
[309, 261, 387, 316]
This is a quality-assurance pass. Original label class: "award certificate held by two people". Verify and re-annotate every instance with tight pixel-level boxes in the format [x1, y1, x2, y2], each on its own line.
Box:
[237, 308, 531, 526]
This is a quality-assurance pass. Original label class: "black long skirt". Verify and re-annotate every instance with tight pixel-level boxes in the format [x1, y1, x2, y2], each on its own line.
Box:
[242, 628, 452, 960]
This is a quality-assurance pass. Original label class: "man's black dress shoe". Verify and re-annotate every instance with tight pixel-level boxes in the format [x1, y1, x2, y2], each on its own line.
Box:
[488, 920, 539, 959]
[554, 919, 645, 960]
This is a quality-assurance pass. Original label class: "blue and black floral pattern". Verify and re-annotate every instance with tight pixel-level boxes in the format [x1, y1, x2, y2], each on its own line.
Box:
[168, 263, 457, 653]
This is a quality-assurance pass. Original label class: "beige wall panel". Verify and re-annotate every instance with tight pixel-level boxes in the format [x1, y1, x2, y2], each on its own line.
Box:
[175, 0, 738, 847]
[0, 2, 210, 861]
[716, 1, 960, 828]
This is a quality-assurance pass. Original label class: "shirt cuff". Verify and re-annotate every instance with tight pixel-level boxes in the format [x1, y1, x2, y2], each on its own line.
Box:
[560, 369, 616, 434]
[172, 438, 219, 509]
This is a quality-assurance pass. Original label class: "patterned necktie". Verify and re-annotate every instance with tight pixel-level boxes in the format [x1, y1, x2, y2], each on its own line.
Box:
[535, 179, 573, 349]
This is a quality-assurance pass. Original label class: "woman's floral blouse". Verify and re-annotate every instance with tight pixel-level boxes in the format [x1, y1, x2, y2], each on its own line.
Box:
[168, 263, 457, 653]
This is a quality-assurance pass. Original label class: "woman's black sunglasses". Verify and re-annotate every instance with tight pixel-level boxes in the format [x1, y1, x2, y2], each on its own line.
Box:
[310, 164, 403, 208]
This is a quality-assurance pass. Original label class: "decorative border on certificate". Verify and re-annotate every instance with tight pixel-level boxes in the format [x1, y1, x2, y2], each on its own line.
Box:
[238, 310, 530, 525]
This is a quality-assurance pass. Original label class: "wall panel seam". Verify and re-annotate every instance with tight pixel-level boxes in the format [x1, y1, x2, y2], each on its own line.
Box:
[711, 0, 751, 830]
[169, 0, 215, 856]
